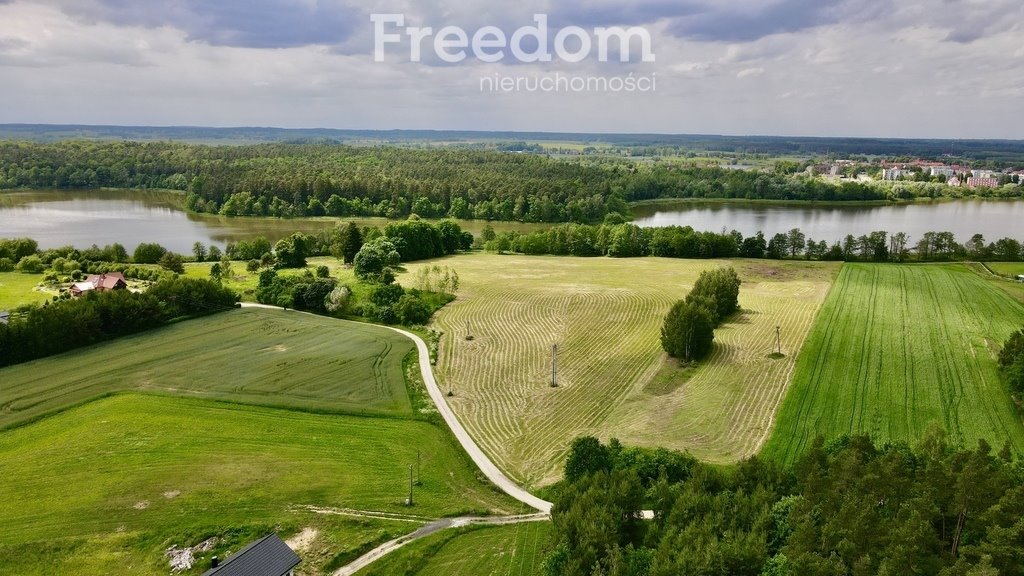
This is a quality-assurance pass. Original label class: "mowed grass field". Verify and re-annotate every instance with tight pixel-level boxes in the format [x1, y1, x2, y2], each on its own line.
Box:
[0, 394, 519, 575]
[356, 522, 551, 576]
[763, 264, 1024, 464]
[402, 254, 838, 485]
[0, 307, 414, 428]
[987, 262, 1024, 277]
[0, 271, 55, 309]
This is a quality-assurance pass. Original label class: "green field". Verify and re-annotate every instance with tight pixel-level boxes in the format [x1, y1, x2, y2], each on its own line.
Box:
[0, 308, 415, 429]
[356, 522, 550, 576]
[402, 254, 837, 485]
[0, 394, 518, 575]
[0, 271, 55, 309]
[987, 262, 1024, 278]
[764, 264, 1024, 464]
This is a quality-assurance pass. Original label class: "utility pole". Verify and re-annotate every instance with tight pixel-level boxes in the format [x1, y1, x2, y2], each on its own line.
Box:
[465, 321, 472, 341]
[551, 343, 558, 387]
[775, 326, 782, 355]
[406, 464, 414, 506]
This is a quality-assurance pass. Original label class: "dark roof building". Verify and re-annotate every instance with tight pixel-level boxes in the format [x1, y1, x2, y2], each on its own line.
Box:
[70, 272, 128, 297]
[200, 534, 300, 576]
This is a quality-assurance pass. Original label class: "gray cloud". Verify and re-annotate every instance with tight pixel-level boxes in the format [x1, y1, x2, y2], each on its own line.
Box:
[44, 0, 362, 48]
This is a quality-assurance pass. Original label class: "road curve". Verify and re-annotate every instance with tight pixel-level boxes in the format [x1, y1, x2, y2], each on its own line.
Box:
[239, 303, 553, 514]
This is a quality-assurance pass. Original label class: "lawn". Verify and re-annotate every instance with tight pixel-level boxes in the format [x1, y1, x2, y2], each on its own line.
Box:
[401, 254, 838, 485]
[182, 256, 361, 302]
[0, 271, 55, 309]
[0, 394, 520, 575]
[356, 522, 551, 576]
[763, 263, 1024, 465]
[987, 262, 1024, 277]
[0, 307, 414, 429]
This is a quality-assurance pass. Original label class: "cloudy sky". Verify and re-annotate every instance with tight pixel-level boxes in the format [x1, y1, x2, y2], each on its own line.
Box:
[0, 0, 1022, 138]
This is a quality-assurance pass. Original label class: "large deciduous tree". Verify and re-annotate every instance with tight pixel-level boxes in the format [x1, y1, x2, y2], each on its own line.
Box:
[661, 300, 715, 362]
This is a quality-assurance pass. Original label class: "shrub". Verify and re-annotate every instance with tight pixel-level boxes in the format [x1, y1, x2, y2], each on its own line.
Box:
[0, 257, 14, 272]
[16, 255, 44, 274]
[394, 294, 432, 325]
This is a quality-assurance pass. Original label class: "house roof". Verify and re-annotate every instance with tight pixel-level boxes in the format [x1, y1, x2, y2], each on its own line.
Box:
[200, 534, 300, 576]
[84, 272, 126, 290]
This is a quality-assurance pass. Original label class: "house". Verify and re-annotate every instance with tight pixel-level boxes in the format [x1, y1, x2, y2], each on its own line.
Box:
[200, 534, 300, 576]
[70, 272, 127, 297]
[1017, 275, 1024, 283]
[0, 311, 9, 325]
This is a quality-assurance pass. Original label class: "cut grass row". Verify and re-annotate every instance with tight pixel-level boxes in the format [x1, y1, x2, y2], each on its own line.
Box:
[0, 394, 519, 575]
[0, 307, 414, 429]
[402, 254, 838, 485]
[763, 263, 1024, 464]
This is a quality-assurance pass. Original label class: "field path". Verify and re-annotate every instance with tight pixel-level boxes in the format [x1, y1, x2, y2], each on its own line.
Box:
[239, 303, 553, 514]
[331, 513, 549, 576]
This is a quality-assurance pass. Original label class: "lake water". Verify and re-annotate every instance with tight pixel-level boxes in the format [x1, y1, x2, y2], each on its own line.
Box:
[0, 190, 547, 252]
[632, 200, 1024, 243]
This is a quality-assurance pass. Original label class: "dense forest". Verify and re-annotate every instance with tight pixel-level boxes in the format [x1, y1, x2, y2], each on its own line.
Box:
[2, 141, 1021, 223]
[546, 435, 1024, 576]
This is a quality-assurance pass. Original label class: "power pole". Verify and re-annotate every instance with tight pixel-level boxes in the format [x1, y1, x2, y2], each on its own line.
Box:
[775, 326, 782, 355]
[406, 464, 414, 506]
[551, 344, 559, 387]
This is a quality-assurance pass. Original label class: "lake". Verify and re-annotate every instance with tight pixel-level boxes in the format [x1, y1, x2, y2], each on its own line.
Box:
[632, 199, 1024, 243]
[0, 190, 1021, 252]
[0, 190, 547, 252]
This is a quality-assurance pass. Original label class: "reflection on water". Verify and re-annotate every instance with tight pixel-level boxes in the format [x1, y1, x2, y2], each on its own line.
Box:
[632, 200, 1024, 242]
[0, 190, 548, 252]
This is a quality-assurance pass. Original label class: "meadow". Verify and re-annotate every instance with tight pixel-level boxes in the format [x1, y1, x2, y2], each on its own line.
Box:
[0, 271, 55, 309]
[0, 307, 415, 429]
[355, 522, 550, 576]
[763, 263, 1024, 464]
[402, 254, 838, 485]
[0, 394, 519, 575]
[987, 262, 1024, 277]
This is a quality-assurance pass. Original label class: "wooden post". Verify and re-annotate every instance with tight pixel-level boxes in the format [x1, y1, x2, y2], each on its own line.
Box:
[775, 326, 782, 355]
[551, 344, 558, 387]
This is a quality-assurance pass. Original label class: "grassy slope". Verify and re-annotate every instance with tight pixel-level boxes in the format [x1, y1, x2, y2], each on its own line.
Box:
[356, 523, 551, 576]
[0, 394, 518, 575]
[0, 271, 55, 309]
[763, 264, 1024, 465]
[0, 307, 414, 429]
[402, 254, 837, 485]
[987, 262, 1024, 277]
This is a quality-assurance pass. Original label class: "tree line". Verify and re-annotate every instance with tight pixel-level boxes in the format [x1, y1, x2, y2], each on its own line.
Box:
[0, 277, 238, 368]
[2, 141, 1020, 224]
[483, 222, 1024, 262]
[545, 434, 1024, 576]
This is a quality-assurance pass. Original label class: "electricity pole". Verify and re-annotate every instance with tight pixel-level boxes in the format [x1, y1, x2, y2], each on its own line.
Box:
[406, 464, 414, 506]
[551, 344, 558, 387]
[775, 326, 782, 355]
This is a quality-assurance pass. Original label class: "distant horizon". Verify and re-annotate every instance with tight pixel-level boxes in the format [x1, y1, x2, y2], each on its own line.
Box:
[3, 123, 1023, 144]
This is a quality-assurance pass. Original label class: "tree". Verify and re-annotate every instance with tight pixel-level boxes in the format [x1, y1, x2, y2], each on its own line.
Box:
[564, 436, 613, 483]
[481, 224, 497, 243]
[786, 228, 806, 258]
[998, 329, 1024, 396]
[393, 294, 431, 325]
[133, 242, 167, 264]
[158, 252, 185, 274]
[274, 233, 308, 268]
[192, 242, 207, 263]
[661, 300, 715, 362]
[687, 267, 742, 322]
[209, 262, 222, 281]
[353, 238, 401, 281]
[334, 222, 363, 264]
[218, 256, 234, 281]
[207, 245, 222, 262]
[324, 285, 351, 315]
[15, 255, 44, 274]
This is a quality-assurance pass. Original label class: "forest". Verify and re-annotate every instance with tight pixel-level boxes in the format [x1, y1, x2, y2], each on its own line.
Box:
[546, 435, 1024, 576]
[2, 141, 1021, 223]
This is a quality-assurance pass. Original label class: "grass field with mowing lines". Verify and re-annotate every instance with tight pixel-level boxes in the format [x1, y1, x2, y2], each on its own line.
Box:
[763, 263, 1024, 465]
[0, 271, 55, 309]
[356, 522, 551, 576]
[0, 394, 519, 575]
[402, 254, 838, 485]
[0, 307, 414, 429]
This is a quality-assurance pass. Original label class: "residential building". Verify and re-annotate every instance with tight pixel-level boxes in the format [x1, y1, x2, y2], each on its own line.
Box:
[200, 534, 300, 576]
[930, 166, 955, 178]
[71, 272, 128, 297]
[965, 177, 999, 188]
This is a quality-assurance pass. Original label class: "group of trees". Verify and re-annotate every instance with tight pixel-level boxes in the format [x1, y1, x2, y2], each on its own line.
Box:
[0, 277, 237, 368]
[4, 141, 1020, 224]
[661, 268, 742, 362]
[1001, 329, 1024, 399]
[485, 223, 1024, 263]
[545, 435, 1024, 576]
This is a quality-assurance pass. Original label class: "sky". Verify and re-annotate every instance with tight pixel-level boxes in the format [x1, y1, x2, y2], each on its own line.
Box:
[0, 0, 1022, 138]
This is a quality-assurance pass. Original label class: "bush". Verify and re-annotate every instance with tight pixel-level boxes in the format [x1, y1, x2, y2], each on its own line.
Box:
[393, 294, 432, 325]
[660, 300, 715, 362]
[246, 260, 260, 273]
[370, 283, 405, 307]
[158, 252, 186, 274]
[16, 255, 44, 274]
[316, 265, 330, 278]
[0, 257, 14, 272]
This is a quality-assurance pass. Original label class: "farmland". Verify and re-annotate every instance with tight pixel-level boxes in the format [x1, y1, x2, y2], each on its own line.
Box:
[0, 394, 519, 575]
[356, 523, 550, 576]
[763, 264, 1024, 464]
[0, 307, 414, 429]
[987, 262, 1024, 277]
[402, 254, 838, 485]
